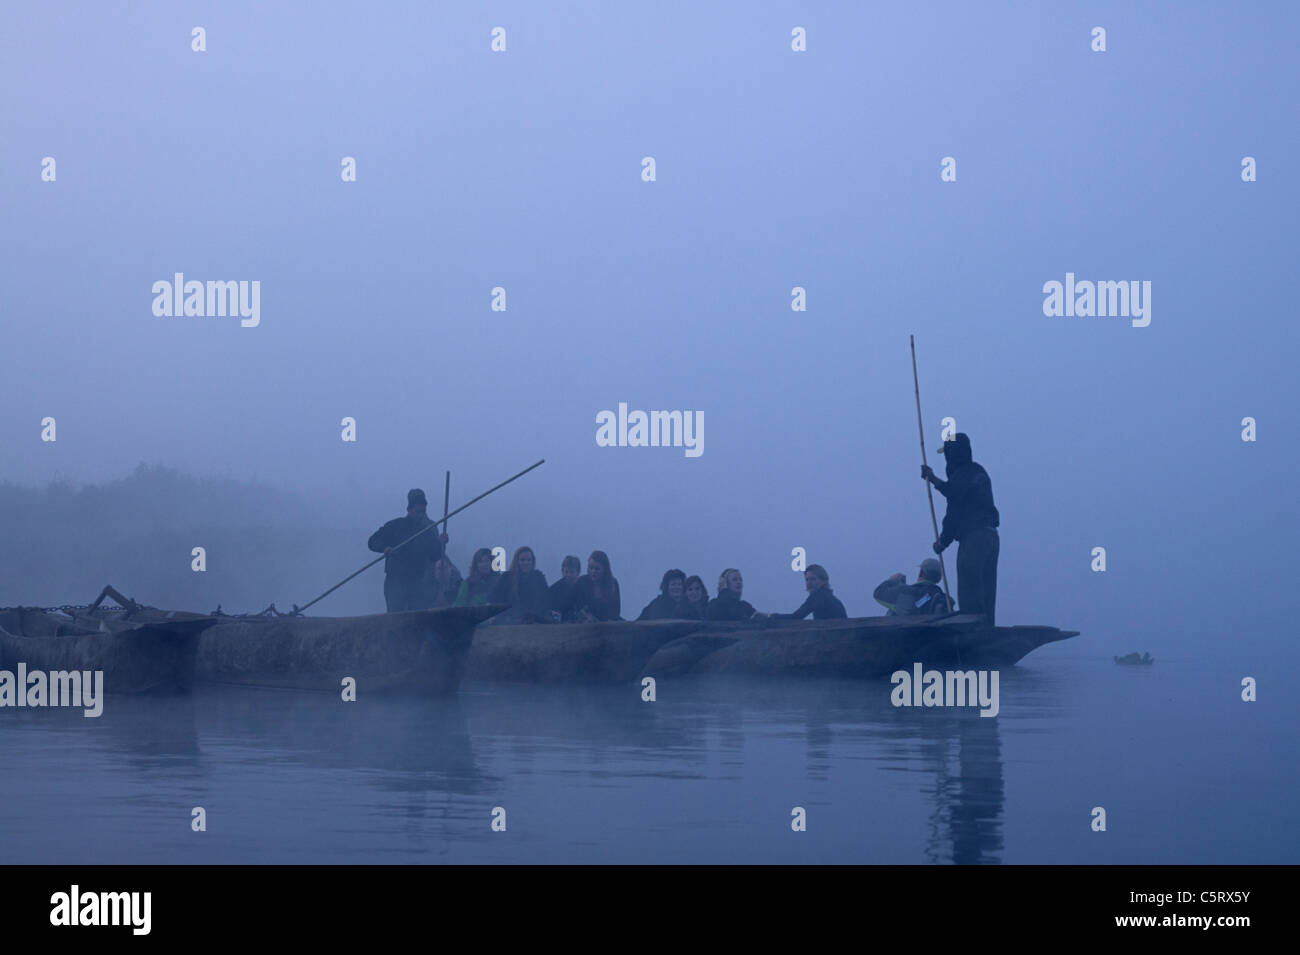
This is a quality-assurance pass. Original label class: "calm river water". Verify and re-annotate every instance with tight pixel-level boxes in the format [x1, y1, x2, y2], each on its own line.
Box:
[1, 644, 1293, 864]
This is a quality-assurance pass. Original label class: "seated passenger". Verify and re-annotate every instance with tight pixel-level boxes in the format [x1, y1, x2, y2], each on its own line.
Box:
[706, 568, 759, 621]
[873, 558, 951, 616]
[427, 556, 463, 609]
[681, 575, 709, 620]
[638, 569, 687, 620]
[453, 547, 501, 607]
[773, 564, 847, 620]
[488, 546, 551, 623]
[568, 550, 622, 621]
[549, 555, 582, 621]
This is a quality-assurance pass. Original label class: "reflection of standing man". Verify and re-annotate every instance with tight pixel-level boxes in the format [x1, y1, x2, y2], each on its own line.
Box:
[920, 433, 1000, 624]
[367, 488, 449, 612]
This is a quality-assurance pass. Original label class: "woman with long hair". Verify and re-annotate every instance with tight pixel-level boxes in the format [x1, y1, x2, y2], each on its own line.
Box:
[425, 556, 463, 609]
[681, 575, 709, 620]
[569, 550, 622, 621]
[453, 547, 500, 607]
[488, 546, 551, 623]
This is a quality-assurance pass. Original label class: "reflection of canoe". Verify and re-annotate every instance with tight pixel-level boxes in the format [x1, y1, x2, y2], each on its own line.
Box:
[466, 614, 1079, 684]
[0, 607, 218, 695]
[199, 688, 484, 789]
[193, 605, 499, 694]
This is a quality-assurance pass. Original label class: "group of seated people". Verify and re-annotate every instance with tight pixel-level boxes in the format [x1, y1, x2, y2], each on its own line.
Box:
[424, 547, 953, 624]
[427, 547, 620, 624]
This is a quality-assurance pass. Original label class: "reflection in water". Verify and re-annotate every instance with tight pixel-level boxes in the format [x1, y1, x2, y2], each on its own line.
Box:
[27, 660, 1251, 863]
[76, 687, 486, 793]
[921, 714, 1003, 864]
[0, 677, 1009, 863]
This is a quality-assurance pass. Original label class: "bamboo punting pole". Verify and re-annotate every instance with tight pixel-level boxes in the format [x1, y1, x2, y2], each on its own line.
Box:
[910, 336, 954, 613]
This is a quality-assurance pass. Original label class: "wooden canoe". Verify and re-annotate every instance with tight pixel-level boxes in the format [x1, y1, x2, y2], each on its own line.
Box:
[466, 614, 1079, 684]
[0, 607, 219, 695]
[191, 604, 499, 693]
[646, 615, 1079, 679]
[2, 601, 499, 695]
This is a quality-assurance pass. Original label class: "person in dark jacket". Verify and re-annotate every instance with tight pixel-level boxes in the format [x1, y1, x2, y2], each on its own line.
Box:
[873, 558, 950, 616]
[775, 564, 847, 620]
[488, 546, 551, 623]
[921, 432, 1000, 624]
[707, 568, 759, 621]
[549, 555, 582, 621]
[427, 556, 463, 609]
[568, 550, 621, 621]
[681, 575, 709, 620]
[453, 547, 501, 607]
[367, 488, 448, 612]
[638, 569, 687, 620]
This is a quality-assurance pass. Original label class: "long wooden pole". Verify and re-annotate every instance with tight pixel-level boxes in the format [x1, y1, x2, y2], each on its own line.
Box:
[910, 336, 954, 613]
[292, 459, 545, 615]
[442, 470, 451, 531]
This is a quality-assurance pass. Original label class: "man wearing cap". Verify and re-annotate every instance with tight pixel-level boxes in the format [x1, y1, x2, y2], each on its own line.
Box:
[873, 559, 951, 616]
[367, 489, 450, 612]
[921, 432, 1000, 624]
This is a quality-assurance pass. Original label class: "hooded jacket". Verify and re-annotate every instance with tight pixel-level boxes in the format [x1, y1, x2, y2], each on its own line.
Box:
[932, 434, 999, 549]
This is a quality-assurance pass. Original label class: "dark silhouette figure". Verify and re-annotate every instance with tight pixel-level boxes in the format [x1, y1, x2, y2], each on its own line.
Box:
[367, 489, 447, 612]
[921, 433, 999, 624]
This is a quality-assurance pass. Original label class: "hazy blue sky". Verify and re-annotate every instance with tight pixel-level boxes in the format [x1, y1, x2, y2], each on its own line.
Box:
[3, 2, 1297, 648]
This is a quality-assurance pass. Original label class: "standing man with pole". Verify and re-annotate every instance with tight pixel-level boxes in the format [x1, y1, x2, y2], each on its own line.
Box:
[367, 488, 449, 612]
[299, 460, 543, 616]
[910, 337, 955, 613]
[921, 433, 1001, 625]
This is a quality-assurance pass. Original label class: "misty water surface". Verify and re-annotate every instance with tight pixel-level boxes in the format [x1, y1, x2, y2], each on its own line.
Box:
[1, 646, 1291, 864]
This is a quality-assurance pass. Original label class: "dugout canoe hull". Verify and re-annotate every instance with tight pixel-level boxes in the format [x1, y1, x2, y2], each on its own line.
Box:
[193, 604, 500, 694]
[465, 614, 1079, 684]
[0, 609, 218, 695]
[466, 619, 709, 683]
[652, 615, 1079, 679]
